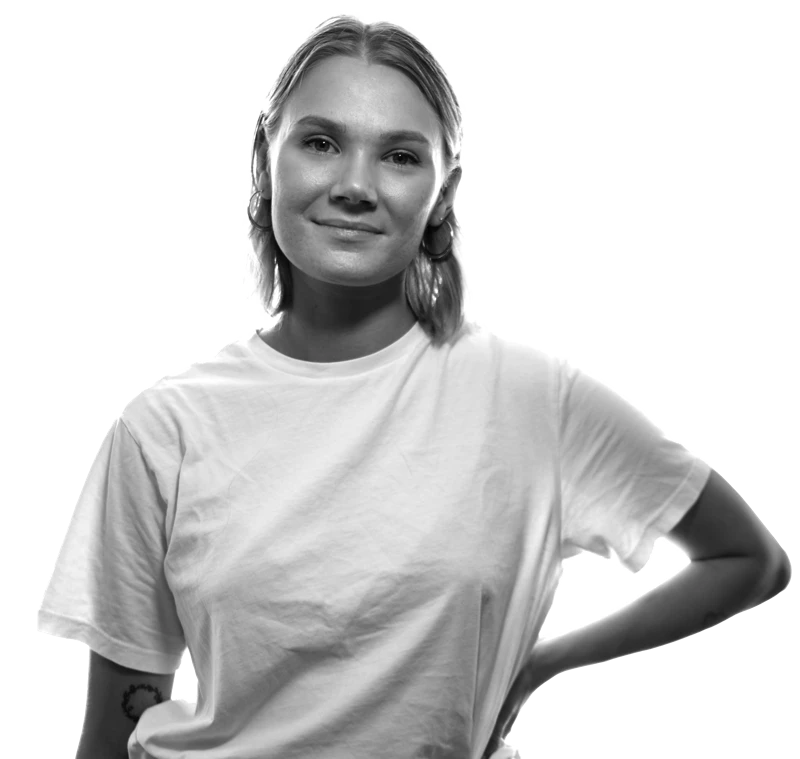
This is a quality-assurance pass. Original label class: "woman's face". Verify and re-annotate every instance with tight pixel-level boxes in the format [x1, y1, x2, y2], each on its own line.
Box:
[263, 55, 457, 293]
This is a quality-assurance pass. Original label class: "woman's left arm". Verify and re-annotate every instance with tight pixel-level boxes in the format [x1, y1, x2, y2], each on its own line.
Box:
[535, 552, 786, 681]
[539, 467, 791, 675]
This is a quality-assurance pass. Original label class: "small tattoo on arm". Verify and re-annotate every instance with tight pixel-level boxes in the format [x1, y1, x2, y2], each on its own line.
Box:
[121, 683, 165, 723]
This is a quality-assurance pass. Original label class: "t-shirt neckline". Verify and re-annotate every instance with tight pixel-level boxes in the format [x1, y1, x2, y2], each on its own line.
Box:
[248, 321, 428, 378]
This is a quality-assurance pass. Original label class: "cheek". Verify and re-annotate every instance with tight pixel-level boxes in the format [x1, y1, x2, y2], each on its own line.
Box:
[273, 150, 317, 199]
[272, 169, 312, 208]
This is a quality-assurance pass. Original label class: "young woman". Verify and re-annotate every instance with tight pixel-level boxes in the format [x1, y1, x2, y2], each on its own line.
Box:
[39, 15, 790, 759]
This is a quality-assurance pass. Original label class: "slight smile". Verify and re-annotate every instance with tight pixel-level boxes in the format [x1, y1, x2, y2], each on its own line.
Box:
[315, 221, 382, 238]
[315, 219, 382, 234]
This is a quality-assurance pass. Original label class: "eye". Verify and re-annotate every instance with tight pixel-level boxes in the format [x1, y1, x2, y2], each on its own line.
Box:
[302, 137, 420, 168]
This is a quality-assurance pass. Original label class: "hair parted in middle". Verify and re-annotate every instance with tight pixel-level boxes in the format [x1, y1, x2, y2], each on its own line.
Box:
[247, 14, 468, 348]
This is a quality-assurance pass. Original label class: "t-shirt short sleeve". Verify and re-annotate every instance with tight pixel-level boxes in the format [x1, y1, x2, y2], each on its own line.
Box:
[558, 358, 711, 573]
[37, 417, 186, 674]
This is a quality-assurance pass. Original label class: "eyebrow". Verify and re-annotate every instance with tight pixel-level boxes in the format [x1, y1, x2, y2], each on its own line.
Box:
[292, 115, 432, 149]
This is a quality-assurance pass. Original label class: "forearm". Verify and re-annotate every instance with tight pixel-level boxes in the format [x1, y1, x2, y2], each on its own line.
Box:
[538, 556, 784, 676]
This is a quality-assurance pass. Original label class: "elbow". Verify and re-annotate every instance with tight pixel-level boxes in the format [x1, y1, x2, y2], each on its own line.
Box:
[775, 550, 792, 592]
[760, 549, 791, 601]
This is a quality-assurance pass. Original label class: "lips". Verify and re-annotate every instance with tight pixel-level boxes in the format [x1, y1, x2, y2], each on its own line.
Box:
[318, 225, 378, 240]
[316, 219, 381, 233]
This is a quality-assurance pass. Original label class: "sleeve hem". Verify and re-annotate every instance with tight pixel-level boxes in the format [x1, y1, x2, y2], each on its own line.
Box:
[620, 457, 713, 574]
[37, 608, 183, 675]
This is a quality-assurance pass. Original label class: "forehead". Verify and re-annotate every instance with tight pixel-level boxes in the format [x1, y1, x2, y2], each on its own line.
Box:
[282, 56, 442, 147]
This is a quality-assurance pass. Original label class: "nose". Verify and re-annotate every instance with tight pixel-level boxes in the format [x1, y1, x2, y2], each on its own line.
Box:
[330, 154, 379, 206]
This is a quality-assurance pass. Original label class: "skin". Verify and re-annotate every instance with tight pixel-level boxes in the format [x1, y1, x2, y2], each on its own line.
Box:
[255, 55, 462, 362]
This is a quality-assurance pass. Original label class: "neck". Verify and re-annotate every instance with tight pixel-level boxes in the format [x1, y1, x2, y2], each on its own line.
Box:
[265, 306, 418, 363]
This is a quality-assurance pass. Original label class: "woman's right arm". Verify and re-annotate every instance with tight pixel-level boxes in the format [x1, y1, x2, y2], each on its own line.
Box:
[75, 650, 176, 759]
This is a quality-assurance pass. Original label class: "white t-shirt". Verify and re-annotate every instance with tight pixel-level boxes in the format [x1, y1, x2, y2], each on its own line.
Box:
[37, 320, 710, 759]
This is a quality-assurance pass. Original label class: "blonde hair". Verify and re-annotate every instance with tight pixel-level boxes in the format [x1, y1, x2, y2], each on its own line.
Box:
[247, 15, 466, 347]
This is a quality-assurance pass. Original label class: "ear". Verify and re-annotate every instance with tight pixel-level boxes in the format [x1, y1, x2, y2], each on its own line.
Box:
[433, 166, 462, 223]
[254, 138, 271, 197]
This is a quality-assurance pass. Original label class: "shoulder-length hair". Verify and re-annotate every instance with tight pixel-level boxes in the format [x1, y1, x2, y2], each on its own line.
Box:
[247, 15, 466, 347]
